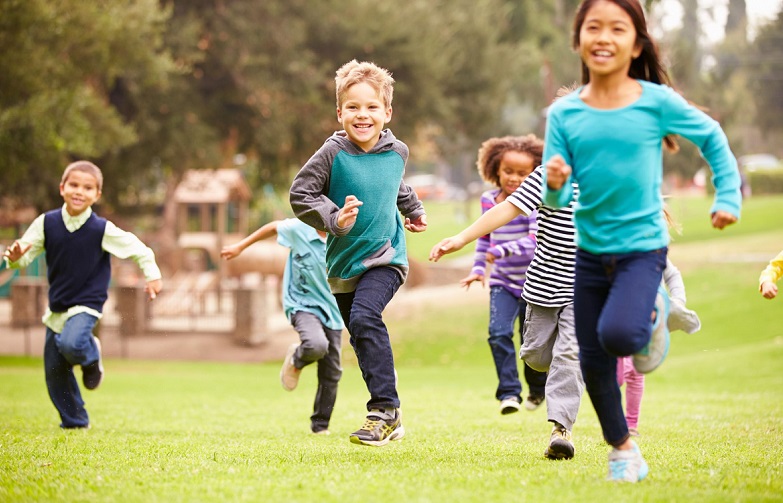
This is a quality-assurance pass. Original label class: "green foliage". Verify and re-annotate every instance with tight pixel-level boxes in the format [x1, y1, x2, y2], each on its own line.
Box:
[0, 0, 175, 209]
[748, 169, 783, 195]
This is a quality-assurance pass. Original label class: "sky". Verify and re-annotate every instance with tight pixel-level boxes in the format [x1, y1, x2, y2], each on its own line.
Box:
[654, 0, 782, 43]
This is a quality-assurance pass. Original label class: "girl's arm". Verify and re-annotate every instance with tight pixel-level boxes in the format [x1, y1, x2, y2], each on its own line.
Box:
[663, 258, 687, 304]
[542, 109, 576, 208]
[429, 201, 522, 261]
[662, 89, 741, 226]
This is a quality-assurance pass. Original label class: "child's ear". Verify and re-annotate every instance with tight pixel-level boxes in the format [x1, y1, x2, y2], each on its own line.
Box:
[385, 106, 393, 124]
[336, 107, 342, 122]
[633, 42, 643, 59]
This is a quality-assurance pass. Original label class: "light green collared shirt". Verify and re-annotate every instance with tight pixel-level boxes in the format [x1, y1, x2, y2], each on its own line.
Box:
[4, 205, 161, 333]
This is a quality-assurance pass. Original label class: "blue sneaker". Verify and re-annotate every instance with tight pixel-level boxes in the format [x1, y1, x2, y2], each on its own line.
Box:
[607, 441, 648, 482]
[633, 286, 670, 374]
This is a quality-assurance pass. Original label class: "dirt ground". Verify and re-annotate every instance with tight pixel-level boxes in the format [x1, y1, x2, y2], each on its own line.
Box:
[0, 262, 486, 364]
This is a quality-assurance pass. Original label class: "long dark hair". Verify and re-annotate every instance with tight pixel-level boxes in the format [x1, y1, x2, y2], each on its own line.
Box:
[571, 0, 678, 151]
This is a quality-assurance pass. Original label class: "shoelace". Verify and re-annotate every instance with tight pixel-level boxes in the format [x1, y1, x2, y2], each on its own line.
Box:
[358, 416, 383, 432]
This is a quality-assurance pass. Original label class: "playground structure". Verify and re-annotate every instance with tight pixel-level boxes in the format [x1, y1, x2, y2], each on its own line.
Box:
[128, 168, 290, 345]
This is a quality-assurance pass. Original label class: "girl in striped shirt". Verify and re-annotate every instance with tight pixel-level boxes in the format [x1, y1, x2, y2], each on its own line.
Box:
[460, 135, 547, 415]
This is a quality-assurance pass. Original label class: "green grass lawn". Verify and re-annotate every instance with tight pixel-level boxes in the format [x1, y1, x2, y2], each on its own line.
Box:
[2, 195, 783, 502]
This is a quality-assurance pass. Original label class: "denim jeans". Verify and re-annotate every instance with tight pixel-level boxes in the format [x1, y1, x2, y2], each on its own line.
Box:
[489, 286, 547, 402]
[290, 311, 343, 432]
[573, 247, 667, 446]
[334, 266, 401, 411]
[43, 312, 101, 428]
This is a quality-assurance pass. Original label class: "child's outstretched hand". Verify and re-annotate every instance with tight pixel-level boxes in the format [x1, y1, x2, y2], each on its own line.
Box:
[145, 279, 162, 301]
[760, 280, 778, 300]
[429, 236, 466, 262]
[459, 272, 485, 290]
[405, 214, 427, 233]
[220, 243, 243, 261]
[3, 241, 32, 263]
[545, 155, 571, 190]
[337, 195, 363, 229]
[711, 210, 737, 230]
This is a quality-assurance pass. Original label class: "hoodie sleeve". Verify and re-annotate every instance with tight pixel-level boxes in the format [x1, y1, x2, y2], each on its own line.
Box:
[391, 140, 425, 220]
[290, 141, 349, 236]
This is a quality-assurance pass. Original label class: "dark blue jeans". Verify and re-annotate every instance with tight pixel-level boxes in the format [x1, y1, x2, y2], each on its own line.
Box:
[334, 266, 401, 411]
[43, 312, 101, 428]
[573, 247, 667, 446]
[488, 286, 547, 401]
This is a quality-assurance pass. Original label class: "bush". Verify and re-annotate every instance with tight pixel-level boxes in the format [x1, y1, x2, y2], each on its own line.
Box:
[748, 169, 783, 195]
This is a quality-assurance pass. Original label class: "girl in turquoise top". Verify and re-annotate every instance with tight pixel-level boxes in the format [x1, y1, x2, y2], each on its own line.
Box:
[542, 0, 741, 483]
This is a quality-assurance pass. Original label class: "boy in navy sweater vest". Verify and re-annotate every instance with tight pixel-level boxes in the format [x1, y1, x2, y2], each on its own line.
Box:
[4, 161, 162, 429]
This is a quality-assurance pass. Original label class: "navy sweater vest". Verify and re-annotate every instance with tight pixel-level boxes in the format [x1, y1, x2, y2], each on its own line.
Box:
[44, 210, 111, 313]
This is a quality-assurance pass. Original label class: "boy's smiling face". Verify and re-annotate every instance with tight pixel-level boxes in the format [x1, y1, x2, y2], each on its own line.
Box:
[60, 169, 101, 216]
[337, 81, 392, 152]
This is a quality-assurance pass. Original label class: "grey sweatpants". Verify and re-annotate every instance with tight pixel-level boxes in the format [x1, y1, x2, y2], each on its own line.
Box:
[520, 302, 584, 431]
[290, 311, 343, 432]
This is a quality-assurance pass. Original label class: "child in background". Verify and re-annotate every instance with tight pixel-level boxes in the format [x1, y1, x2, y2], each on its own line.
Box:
[542, 0, 741, 482]
[617, 250, 702, 436]
[221, 218, 344, 435]
[759, 250, 783, 299]
[461, 135, 546, 415]
[3, 160, 162, 430]
[431, 157, 585, 461]
[290, 60, 427, 446]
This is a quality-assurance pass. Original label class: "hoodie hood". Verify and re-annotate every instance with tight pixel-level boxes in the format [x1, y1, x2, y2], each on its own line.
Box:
[327, 129, 398, 155]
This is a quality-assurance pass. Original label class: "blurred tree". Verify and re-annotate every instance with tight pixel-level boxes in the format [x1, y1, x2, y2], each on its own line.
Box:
[750, 8, 783, 134]
[0, 0, 175, 210]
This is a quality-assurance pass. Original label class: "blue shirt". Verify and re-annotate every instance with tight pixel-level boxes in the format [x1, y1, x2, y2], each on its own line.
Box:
[542, 80, 741, 254]
[276, 219, 343, 331]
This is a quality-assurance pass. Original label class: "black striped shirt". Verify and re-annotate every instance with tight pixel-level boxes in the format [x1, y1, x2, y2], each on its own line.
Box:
[507, 166, 578, 307]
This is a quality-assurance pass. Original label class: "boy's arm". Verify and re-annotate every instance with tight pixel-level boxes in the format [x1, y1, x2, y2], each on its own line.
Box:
[102, 221, 162, 282]
[221, 221, 280, 260]
[290, 146, 347, 235]
[3, 214, 45, 269]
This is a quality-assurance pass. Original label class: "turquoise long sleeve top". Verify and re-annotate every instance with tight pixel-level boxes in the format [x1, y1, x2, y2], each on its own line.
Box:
[542, 80, 742, 255]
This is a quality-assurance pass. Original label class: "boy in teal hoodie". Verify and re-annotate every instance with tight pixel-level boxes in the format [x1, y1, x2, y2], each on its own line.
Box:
[290, 60, 427, 446]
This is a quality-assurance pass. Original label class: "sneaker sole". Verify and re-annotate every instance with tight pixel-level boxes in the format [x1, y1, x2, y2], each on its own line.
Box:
[349, 425, 406, 447]
[545, 442, 575, 460]
[500, 405, 520, 415]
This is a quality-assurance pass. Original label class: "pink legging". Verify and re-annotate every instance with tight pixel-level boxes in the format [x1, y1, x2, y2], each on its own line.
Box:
[616, 356, 645, 430]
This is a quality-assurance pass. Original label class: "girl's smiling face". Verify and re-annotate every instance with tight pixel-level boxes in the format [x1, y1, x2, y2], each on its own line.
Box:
[337, 81, 392, 152]
[578, 0, 641, 80]
[497, 150, 535, 197]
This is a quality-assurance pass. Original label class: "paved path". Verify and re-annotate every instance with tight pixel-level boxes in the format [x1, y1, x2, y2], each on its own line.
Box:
[0, 278, 486, 364]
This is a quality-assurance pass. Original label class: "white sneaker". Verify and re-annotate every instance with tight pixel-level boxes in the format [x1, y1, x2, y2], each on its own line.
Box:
[280, 343, 301, 391]
[607, 440, 648, 482]
[633, 287, 670, 374]
[499, 397, 521, 415]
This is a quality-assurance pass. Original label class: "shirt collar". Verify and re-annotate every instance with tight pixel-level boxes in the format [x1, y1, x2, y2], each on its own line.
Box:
[60, 204, 92, 232]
